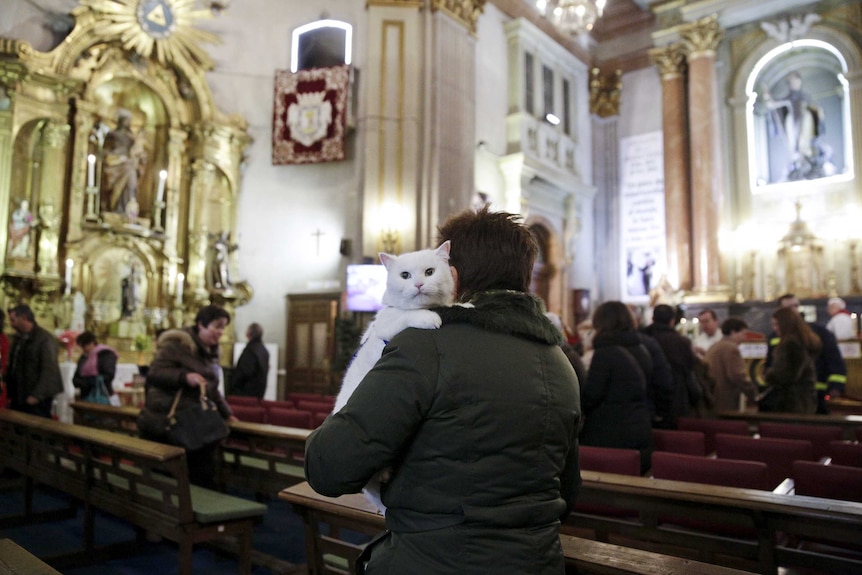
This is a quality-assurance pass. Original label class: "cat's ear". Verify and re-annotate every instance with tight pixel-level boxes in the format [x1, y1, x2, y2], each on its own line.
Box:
[379, 252, 396, 269]
[435, 240, 451, 261]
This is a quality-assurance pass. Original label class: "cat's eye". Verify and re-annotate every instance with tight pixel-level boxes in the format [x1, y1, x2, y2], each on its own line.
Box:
[400, 271, 411, 279]
[424, 268, 435, 277]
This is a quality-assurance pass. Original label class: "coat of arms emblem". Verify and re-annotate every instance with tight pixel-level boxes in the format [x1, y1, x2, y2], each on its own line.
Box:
[287, 91, 332, 148]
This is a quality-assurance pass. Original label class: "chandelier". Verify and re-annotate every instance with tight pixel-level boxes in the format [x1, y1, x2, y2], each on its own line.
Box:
[538, 0, 607, 36]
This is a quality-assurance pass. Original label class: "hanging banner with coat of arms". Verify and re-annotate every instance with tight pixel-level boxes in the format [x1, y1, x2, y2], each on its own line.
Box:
[272, 65, 350, 165]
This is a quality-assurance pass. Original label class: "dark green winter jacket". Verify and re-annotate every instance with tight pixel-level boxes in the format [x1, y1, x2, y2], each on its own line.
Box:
[306, 290, 581, 574]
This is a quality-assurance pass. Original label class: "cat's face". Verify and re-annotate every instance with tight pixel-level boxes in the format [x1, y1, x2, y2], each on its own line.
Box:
[379, 241, 454, 310]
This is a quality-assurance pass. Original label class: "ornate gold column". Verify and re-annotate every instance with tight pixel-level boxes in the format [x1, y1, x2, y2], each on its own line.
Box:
[680, 15, 728, 298]
[649, 45, 691, 292]
[36, 121, 70, 278]
[68, 107, 96, 243]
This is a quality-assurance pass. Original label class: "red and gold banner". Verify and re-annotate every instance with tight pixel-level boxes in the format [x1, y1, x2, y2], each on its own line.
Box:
[272, 65, 350, 165]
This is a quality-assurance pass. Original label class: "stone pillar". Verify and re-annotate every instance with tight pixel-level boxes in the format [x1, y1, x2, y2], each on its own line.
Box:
[680, 15, 728, 298]
[649, 44, 691, 292]
[361, 0, 483, 256]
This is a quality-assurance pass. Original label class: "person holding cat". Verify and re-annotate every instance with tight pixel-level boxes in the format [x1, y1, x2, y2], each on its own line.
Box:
[306, 206, 581, 575]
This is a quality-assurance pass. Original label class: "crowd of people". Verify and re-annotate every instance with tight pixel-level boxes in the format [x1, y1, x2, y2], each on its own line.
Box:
[0, 207, 856, 574]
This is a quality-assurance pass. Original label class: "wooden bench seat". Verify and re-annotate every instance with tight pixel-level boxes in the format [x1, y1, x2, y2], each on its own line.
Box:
[0, 538, 63, 575]
[219, 421, 311, 496]
[279, 481, 754, 575]
[0, 409, 266, 575]
[71, 401, 312, 499]
[568, 469, 862, 574]
[717, 410, 862, 441]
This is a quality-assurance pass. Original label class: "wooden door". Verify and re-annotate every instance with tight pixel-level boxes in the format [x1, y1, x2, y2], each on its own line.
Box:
[285, 293, 340, 394]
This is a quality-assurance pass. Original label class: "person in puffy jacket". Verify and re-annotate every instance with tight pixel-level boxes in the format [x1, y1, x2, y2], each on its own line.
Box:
[305, 206, 581, 575]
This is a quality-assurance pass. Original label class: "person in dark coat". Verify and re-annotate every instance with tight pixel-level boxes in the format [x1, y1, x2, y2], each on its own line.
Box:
[764, 293, 846, 413]
[6, 304, 62, 418]
[644, 304, 701, 426]
[761, 306, 821, 414]
[229, 322, 269, 398]
[305, 207, 581, 575]
[582, 301, 654, 473]
[137, 305, 236, 488]
[72, 331, 118, 398]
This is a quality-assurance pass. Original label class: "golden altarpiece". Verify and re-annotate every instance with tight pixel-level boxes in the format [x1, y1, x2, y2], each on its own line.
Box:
[0, 0, 252, 358]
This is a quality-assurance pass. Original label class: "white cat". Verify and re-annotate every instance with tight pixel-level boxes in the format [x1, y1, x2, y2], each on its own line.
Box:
[333, 240, 455, 512]
[334, 240, 454, 413]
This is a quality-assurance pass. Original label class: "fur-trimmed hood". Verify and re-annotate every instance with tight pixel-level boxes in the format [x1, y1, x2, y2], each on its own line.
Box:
[435, 290, 562, 345]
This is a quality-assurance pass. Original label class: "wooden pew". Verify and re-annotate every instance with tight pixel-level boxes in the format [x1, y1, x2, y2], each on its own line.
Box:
[0, 538, 63, 575]
[0, 409, 266, 575]
[70, 401, 311, 498]
[568, 470, 862, 574]
[220, 421, 311, 496]
[717, 410, 862, 440]
[71, 401, 140, 436]
[280, 481, 755, 575]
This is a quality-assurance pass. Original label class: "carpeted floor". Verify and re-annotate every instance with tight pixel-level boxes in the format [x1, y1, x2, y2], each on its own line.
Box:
[0, 482, 309, 575]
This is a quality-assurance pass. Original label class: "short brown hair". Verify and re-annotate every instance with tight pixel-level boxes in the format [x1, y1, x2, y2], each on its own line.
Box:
[720, 317, 747, 335]
[437, 206, 537, 302]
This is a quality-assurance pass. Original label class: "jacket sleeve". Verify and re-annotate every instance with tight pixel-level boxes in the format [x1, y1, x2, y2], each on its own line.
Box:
[728, 347, 757, 400]
[146, 339, 190, 392]
[817, 328, 847, 393]
[32, 334, 63, 401]
[97, 350, 118, 393]
[305, 331, 438, 497]
[72, 356, 96, 397]
[230, 347, 255, 393]
[581, 349, 610, 413]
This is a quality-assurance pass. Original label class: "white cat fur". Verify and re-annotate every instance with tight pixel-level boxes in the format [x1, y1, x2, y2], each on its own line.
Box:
[332, 241, 455, 512]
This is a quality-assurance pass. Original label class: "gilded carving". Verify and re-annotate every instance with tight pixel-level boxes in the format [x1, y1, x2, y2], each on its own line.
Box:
[649, 44, 686, 79]
[589, 68, 622, 118]
[43, 122, 70, 149]
[680, 15, 723, 58]
[432, 0, 487, 34]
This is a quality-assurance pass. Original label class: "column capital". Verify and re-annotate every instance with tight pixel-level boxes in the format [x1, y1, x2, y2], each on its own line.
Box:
[649, 44, 686, 79]
[432, 0, 487, 34]
[680, 15, 723, 59]
[590, 68, 622, 119]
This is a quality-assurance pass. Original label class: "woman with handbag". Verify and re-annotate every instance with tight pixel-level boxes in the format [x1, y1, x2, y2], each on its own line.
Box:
[137, 305, 237, 489]
[72, 331, 118, 403]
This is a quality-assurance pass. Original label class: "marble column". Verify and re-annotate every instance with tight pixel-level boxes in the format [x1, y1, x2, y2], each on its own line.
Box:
[680, 15, 729, 298]
[649, 44, 691, 292]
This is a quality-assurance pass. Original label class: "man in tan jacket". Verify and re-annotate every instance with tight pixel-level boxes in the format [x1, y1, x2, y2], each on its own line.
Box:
[704, 317, 758, 413]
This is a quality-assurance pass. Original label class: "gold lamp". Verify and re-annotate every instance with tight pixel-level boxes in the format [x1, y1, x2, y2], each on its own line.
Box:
[538, 0, 608, 35]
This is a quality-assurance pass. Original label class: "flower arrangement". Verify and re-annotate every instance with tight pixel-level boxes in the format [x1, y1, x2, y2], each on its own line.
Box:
[132, 333, 151, 352]
[57, 330, 79, 361]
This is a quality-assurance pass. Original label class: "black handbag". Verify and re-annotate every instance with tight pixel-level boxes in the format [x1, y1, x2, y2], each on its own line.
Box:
[164, 387, 230, 451]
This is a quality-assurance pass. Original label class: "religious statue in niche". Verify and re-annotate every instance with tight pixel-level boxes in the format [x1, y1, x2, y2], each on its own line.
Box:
[36, 203, 60, 275]
[206, 231, 236, 291]
[753, 58, 846, 186]
[100, 109, 148, 217]
[121, 260, 142, 319]
[7, 198, 34, 259]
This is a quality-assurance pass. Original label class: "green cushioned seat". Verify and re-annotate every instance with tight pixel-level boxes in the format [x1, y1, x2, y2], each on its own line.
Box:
[223, 453, 305, 478]
[188, 485, 267, 523]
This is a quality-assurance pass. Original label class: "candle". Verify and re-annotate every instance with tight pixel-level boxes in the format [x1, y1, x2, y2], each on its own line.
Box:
[176, 272, 184, 306]
[156, 170, 167, 203]
[87, 155, 95, 187]
[65, 258, 73, 295]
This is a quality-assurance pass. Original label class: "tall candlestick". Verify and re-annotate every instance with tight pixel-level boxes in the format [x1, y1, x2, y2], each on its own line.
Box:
[156, 170, 167, 203]
[87, 155, 95, 187]
[65, 258, 73, 295]
[176, 272, 184, 306]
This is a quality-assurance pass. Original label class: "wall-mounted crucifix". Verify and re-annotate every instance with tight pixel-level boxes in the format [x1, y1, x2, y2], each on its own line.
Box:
[312, 228, 325, 256]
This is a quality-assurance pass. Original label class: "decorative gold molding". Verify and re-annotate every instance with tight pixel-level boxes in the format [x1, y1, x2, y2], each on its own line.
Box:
[589, 68, 622, 118]
[649, 44, 686, 79]
[680, 15, 723, 59]
[367, 0, 422, 5]
[432, 0, 486, 35]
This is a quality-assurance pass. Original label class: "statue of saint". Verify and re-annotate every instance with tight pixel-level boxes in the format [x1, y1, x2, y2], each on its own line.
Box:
[121, 261, 141, 319]
[100, 109, 147, 215]
[206, 232, 236, 291]
[8, 199, 33, 259]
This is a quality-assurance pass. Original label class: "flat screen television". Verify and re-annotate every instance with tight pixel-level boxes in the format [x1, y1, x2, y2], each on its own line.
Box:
[345, 264, 387, 312]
